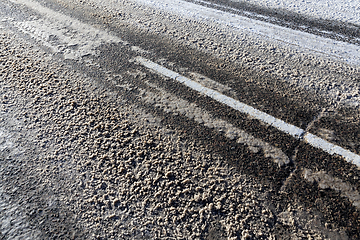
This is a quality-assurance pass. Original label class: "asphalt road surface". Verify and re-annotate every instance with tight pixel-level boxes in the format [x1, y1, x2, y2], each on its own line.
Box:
[0, 0, 360, 239]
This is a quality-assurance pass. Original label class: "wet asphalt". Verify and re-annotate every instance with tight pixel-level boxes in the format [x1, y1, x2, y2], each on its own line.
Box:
[72, 2, 360, 237]
[1, 0, 360, 238]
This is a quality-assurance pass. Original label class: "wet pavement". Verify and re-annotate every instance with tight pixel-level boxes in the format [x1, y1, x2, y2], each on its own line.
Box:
[0, 0, 360, 239]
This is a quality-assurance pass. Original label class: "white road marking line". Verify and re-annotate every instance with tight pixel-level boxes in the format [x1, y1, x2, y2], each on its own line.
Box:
[6, 0, 289, 166]
[140, 80, 290, 166]
[136, 56, 305, 139]
[135, 56, 360, 168]
[8, 0, 360, 167]
[304, 133, 360, 166]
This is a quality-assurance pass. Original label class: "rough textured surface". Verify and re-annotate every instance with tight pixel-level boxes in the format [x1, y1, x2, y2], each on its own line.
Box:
[230, 0, 360, 24]
[67, 0, 360, 109]
[0, 25, 347, 239]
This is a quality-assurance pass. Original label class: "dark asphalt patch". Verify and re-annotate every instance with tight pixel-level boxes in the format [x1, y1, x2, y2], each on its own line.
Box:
[131, 34, 323, 131]
[89, 38, 360, 240]
[295, 142, 360, 193]
[309, 107, 360, 157]
[6, 0, 360, 238]
[80, 25, 360, 239]
[38, 0, 325, 132]
[134, 61, 301, 159]
[291, 141, 360, 238]
[47, 44, 291, 199]
[81, 45, 294, 190]
[143, 98, 294, 190]
[280, 168, 360, 240]
[186, 0, 360, 46]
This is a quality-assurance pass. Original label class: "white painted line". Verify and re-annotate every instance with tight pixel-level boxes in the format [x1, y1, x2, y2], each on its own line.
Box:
[136, 56, 305, 139]
[140, 80, 290, 166]
[304, 133, 360, 166]
[135, 56, 360, 168]
[8, 0, 360, 167]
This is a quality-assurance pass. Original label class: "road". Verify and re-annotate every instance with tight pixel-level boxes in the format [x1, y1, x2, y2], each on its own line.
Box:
[0, 0, 359, 239]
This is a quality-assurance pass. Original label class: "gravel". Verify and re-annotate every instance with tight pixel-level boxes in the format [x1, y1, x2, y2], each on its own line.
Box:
[0, 22, 347, 239]
[230, 0, 360, 25]
[0, 26, 274, 239]
[66, 0, 360, 109]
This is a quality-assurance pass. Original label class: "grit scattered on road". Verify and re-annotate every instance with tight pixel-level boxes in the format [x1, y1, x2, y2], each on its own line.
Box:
[0, 25, 348, 239]
[230, 0, 360, 25]
[74, 0, 360, 108]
